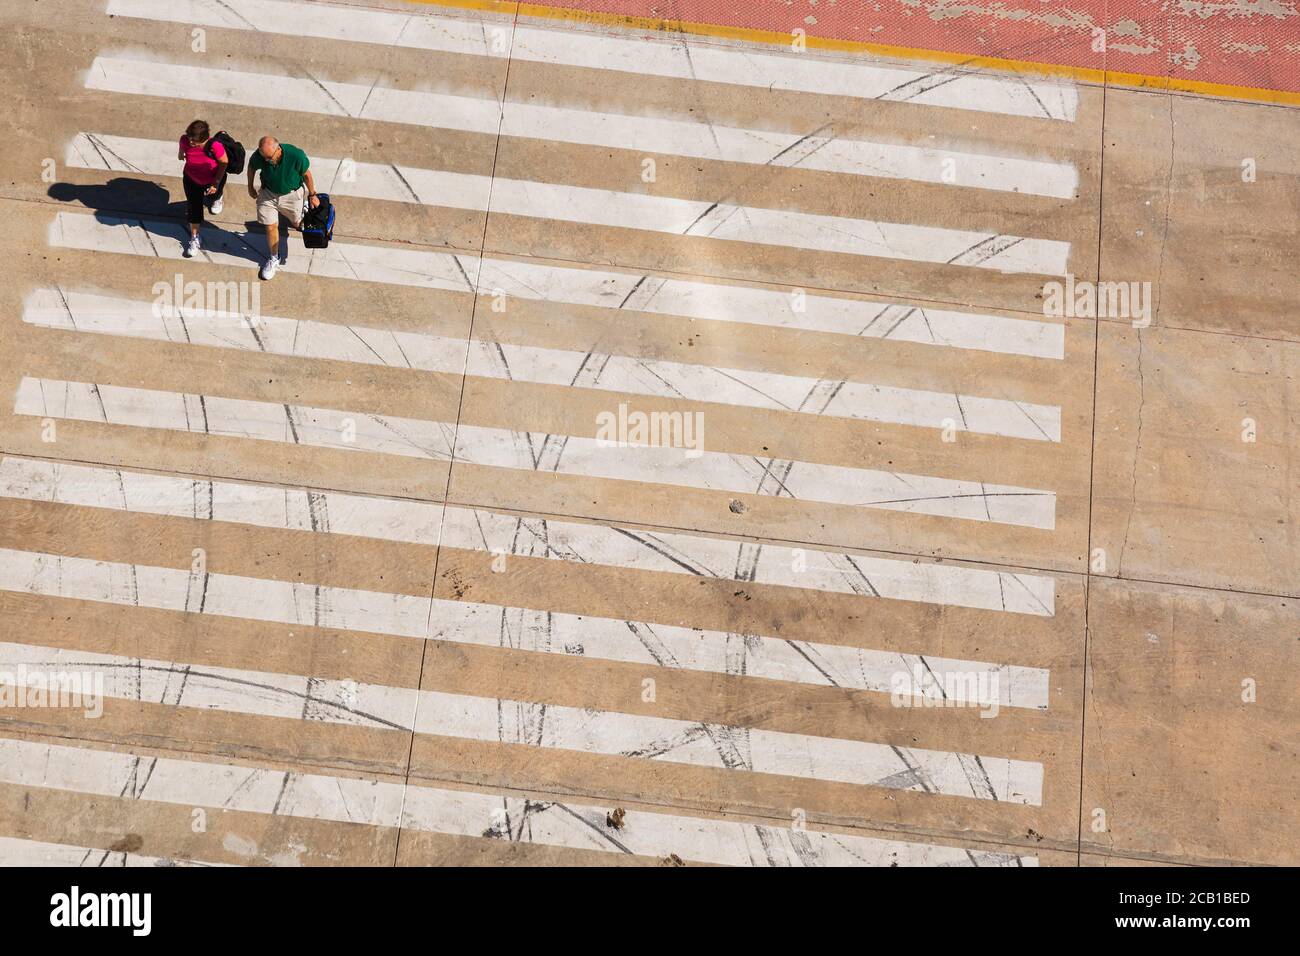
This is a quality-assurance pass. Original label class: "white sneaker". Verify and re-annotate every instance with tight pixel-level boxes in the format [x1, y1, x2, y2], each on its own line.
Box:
[259, 256, 278, 280]
[183, 235, 200, 258]
[208, 198, 223, 215]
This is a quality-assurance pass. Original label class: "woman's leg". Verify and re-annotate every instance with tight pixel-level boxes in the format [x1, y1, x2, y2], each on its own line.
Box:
[209, 171, 228, 203]
[182, 175, 205, 237]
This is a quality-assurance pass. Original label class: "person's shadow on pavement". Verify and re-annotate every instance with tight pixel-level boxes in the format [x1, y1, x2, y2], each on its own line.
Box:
[47, 178, 266, 265]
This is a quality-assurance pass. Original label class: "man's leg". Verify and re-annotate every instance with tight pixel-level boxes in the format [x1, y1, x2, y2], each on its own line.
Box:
[284, 187, 306, 231]
[264, 221, 280, 260]
[277, 188, 305, 264]
[256, 188, 281, 279]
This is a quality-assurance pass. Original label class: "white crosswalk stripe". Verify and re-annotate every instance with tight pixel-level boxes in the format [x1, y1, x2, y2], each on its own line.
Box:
[0, 739, 1039, 866]
[14, 376, 1056, 526]
[105, 0, 1079, 122]
[74, 67, 1074, 273]
[0, 455, 1053, 708]
[70, 124, 1077, 201]
[45, 220, 1070, 358]
[0, 638, 1043, 802]
[0, 836, 232, 867]
[25, 285, 1063, 446]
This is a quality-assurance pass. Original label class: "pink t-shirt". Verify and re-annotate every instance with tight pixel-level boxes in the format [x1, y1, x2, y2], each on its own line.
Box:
[179, 136, 227, 186]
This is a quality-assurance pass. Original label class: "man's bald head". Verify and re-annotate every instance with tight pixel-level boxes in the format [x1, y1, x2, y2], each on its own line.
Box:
[257, 137, 280, 160]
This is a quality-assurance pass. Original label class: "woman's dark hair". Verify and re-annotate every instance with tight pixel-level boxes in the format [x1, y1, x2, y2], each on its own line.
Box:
[185, 120, 210, 142]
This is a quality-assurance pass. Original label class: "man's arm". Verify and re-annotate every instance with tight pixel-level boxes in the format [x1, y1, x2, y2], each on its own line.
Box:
[303, 168, 319, 208]
[246, 161, 258, 200]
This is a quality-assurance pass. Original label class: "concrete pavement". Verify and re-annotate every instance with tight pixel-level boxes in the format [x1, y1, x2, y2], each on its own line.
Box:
[0, 0, 1294, 867]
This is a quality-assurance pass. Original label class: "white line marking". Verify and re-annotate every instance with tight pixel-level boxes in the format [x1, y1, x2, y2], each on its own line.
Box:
[0, 420, 1055, 613]
[0, 738, 1039, 865]
[76, 66, 1075, 274]
[0, 836, 231, 867]
[71, 114, 1075, 201]
[25, 286, 1064, 443]
[0, 457, 446, 544]
[49, 211, 1068, 360]
[475, 258, 1068, 360]
[0, 544, 433, 637]
[0, 460, 1053, 616]
[104, 0, 1078, 122]
[0, 638, 1041, 803]
[15, 376, 457, 461]
[427, 599, 1050, 709]
[0, 640, 414, 729]
[453, 424, 1057, 525]
[68, 132, 489, 210]
[50, 211, 481, 292]
[12, 376, 1056, 525]
[0, 458, 1052, 706]
[440, 505, 1057, 616]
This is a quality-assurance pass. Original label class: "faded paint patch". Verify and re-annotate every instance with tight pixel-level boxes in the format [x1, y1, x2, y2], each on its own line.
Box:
[1172, 41, 1204, 70]
[919, 1, 1098, 30]
[1175, 0, 1297, 19]
[221, 832, 259, 858]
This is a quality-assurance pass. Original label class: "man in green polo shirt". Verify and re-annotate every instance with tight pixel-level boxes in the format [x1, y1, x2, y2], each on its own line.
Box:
[246, 136, 321, 280]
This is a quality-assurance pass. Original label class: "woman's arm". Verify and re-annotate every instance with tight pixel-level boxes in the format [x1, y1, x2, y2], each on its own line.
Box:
[205, 155, 230, 194]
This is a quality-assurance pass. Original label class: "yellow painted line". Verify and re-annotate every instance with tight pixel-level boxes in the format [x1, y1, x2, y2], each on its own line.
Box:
[1103, 68, 1300, 108]
[408, 0, 1300, 108]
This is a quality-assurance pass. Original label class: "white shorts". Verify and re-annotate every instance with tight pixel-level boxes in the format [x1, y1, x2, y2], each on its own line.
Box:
[256, 185, 305, 226]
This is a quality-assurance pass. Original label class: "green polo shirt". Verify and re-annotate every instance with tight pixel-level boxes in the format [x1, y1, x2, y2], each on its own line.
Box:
[249, 143, 310, 195]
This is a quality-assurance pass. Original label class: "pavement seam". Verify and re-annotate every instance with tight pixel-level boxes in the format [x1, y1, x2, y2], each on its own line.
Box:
[1075, 43, 1109, 866]
[388, 0, 524, 868]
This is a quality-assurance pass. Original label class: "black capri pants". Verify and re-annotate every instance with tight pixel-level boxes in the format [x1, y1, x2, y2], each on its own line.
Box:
[182, 172, 227, 225]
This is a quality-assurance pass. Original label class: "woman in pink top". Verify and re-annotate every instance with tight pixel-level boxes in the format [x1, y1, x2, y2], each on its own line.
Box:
[178, 119, 229, 257]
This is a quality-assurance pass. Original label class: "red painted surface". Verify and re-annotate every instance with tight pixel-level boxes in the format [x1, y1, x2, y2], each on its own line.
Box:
[530, 0, 1300, 95]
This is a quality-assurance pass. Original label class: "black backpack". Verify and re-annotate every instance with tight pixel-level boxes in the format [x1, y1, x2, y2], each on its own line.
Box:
[301, 193, 335, 249]
[205, 131, 245, 175]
